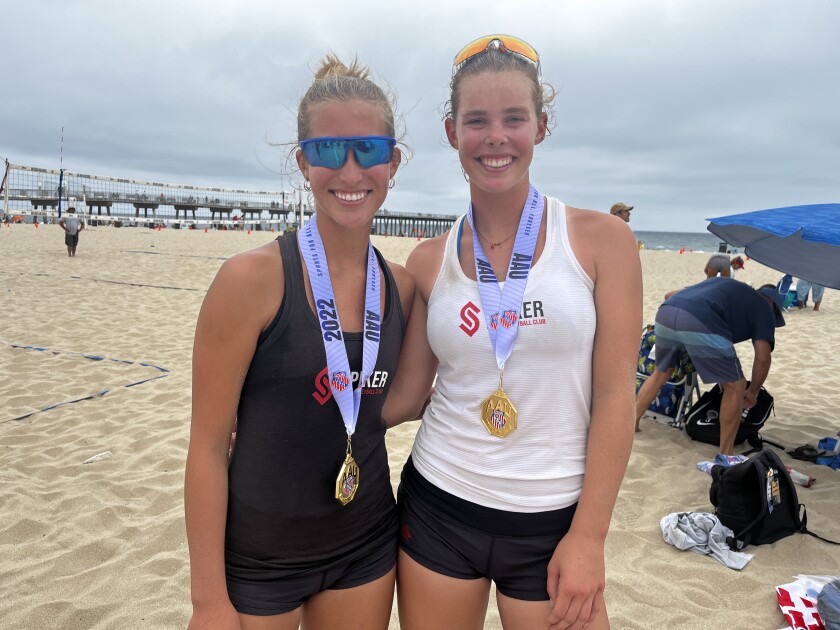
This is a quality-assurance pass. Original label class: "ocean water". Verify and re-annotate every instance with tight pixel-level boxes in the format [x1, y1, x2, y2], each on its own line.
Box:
[633, 230, 737, 253]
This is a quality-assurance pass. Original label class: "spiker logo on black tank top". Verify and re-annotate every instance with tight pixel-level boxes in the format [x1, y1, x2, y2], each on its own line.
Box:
[312, 366, 390, 405]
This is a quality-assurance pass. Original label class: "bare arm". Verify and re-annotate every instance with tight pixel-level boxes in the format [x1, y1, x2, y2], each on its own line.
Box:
[58, 218, 66, 232]
[547, 212, 642, 628]
[381, 238, 442, 428]
[184, 247, 281, 628]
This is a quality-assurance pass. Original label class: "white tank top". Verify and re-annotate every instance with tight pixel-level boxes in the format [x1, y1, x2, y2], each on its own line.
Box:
[411, 197, 596, 511]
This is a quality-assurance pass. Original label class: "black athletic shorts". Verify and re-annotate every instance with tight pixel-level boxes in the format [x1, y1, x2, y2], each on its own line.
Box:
[65, 233, 79, 247]
[226, 520, 397, 616]
[397, 456, 577, 601]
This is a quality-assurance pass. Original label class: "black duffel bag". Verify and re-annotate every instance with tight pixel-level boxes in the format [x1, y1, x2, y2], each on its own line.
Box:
[685, 383, 773, 447]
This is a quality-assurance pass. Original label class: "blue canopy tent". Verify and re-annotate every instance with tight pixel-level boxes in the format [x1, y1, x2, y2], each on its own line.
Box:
[707, 203, 840, 290]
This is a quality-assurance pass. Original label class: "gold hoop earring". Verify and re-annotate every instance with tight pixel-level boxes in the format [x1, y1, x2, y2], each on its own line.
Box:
[303, 179, 311, 192]
[388, 179, 396, 190]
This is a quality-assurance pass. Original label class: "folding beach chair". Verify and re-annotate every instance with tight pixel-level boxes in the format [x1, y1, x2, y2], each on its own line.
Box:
[776, 274, 801, 310]
[635, 324, 701, 428]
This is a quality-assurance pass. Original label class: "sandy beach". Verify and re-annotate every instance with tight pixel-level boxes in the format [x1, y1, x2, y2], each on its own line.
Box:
[1, 222, 838, 630]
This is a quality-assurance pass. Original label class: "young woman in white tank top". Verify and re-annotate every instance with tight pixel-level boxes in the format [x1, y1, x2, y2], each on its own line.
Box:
[382, 35, 642, 630]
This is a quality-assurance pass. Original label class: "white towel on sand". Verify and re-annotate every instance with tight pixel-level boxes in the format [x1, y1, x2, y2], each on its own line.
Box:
[661, 512, 754, 570]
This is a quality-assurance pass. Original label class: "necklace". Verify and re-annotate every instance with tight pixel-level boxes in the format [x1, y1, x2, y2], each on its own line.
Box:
[473, 224, 517, 250]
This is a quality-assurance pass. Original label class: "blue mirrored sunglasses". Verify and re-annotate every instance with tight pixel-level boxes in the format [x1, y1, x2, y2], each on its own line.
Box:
[300, 136, 396, 169]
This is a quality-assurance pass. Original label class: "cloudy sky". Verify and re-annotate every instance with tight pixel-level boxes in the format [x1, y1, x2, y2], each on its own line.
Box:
[3, 0, 838, 232]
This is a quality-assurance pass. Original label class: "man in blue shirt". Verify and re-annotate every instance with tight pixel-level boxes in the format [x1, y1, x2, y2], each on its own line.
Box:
[634, 278, 786, 455]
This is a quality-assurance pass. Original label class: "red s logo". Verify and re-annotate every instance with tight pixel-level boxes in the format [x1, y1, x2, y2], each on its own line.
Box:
[312, 366, 332, 404]
[459, 301, 481, 337]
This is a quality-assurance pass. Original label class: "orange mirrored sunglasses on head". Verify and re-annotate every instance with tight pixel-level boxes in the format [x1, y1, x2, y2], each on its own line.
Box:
[453, 34, 541, 79]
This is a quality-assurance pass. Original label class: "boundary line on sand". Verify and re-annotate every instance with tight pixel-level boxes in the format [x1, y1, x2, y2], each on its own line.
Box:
[1, 342, 170, 424]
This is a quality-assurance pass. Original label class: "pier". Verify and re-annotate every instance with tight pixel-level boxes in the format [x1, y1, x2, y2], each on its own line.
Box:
[1, 161, 458, 236]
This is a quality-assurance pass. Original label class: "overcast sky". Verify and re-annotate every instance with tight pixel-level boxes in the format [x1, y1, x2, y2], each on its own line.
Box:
[3, 0, 838, 231]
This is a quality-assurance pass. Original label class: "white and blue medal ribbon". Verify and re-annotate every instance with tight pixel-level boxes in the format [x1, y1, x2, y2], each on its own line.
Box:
[297, 215, 381, 503]
[467, 185, 543, 436]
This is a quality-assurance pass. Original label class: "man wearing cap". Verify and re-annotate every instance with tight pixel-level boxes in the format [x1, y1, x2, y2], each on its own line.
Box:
[58, 207, 84, 257]
[634, 278, 785, 456]
[610, 202, 633, 222]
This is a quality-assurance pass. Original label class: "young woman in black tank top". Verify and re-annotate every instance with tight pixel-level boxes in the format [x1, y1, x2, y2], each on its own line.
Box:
[185, 55, 414, 630]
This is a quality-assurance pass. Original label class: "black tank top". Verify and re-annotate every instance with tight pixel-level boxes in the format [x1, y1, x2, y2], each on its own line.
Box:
[226, 231, 404, 566]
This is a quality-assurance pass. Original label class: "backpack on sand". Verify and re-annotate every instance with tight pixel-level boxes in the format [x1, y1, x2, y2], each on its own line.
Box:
[685, 384, 773, 447]
[710, 449, 839, 549]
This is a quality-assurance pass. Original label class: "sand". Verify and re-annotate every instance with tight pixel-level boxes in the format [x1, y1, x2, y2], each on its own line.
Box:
[1, 222, 838, 630]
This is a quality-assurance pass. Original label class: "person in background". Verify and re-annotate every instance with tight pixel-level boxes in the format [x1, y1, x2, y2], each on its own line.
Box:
[58, 207, 84, 257]
[797, 279, 826, 311]
[383, 34, 641, 630]
[634, 278, 786, 458]
[704, 253, 731, 278]
[185, 54, 411, 630]
[610, 202, 633, 223]
[702, 254, 745, 281]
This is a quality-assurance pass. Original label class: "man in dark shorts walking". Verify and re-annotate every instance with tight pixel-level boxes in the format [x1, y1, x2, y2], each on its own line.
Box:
[634, 277, 786, 456]
[58, 207, 84, 257]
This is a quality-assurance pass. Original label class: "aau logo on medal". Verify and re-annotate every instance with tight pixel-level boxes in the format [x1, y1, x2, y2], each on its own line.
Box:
[491, 407, 507, 429]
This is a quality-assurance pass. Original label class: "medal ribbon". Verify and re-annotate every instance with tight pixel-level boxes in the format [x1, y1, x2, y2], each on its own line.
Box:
[467, 185, 543, 371]
[298, 215, 381, 437]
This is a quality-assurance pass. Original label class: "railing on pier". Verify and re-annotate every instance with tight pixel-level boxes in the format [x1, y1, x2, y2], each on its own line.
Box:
[1, 161, 459, 236]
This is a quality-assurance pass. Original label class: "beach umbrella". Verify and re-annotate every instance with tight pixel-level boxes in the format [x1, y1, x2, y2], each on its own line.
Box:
[707, 203, 840, 290]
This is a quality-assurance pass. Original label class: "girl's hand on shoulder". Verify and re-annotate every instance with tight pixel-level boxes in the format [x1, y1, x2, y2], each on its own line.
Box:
[546, 529, 606, 630]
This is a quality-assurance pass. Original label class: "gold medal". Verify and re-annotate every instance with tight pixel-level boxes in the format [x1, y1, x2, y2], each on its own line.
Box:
[335, 436, 360, 505]
[481, 371, 517, 438]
